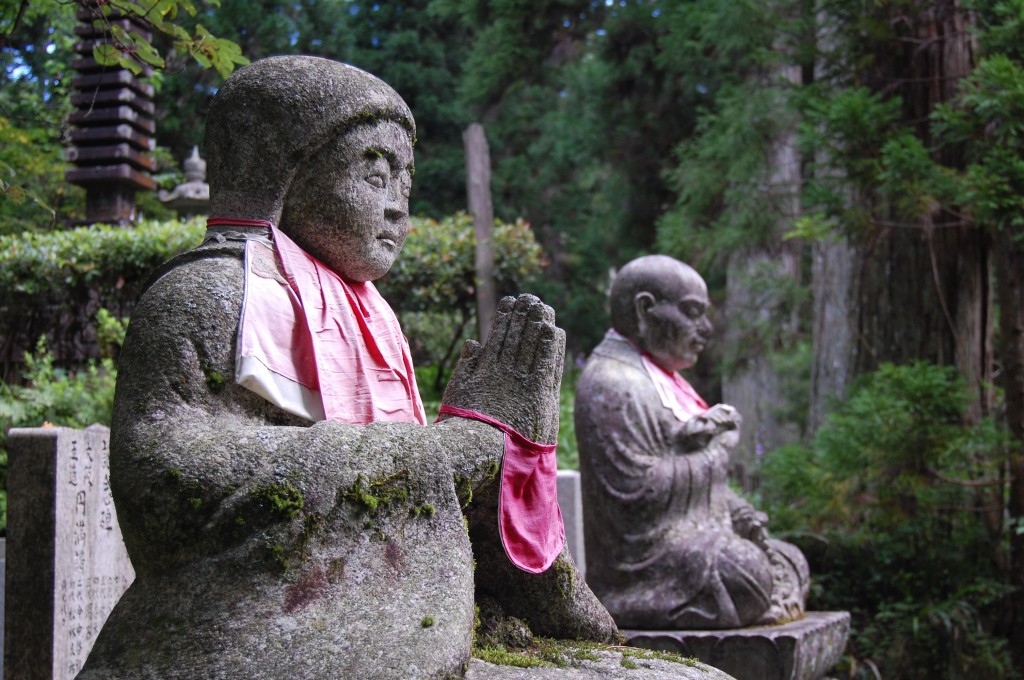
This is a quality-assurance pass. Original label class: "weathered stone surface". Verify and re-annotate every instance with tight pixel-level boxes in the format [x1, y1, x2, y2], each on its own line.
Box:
[625, 612, 851, 680]
[5, 426, 134, 680]
[466, 649, 737, 680]
[577, 255, 808, 630]
[78, 56, 617, 679]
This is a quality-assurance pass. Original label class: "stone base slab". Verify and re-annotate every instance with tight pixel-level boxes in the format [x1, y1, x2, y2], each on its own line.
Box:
[623, 611, 850, 680]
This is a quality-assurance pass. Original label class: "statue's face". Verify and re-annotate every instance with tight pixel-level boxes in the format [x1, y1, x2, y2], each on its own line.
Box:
[636, 269, 712, 373]
[280, 120, 414, 282]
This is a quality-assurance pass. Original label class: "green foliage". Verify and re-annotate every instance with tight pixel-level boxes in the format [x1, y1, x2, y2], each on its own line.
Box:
[0, 311, 127, 534]
[0, 217, 204, 296]
[933, 52, 1024, 233]
[759, 362, 1017, 678]
[0, 217, 203, 378]
[378, 212, 544, 388]
[555, 369, 580, 471]
[0, 0, 82, 231]
[79, 0, 249, 78]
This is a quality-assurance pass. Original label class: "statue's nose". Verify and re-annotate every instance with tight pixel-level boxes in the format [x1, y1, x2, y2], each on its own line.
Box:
[385, 184, 408, 221]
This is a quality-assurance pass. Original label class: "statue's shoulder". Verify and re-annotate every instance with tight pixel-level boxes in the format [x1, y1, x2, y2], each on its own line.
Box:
[587, 335, 645, 373]
[140, 235, 247, 300]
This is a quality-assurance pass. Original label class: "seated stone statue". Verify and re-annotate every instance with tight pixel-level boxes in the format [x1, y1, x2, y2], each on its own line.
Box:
[79, 56, 614, 679]
[576, 255, 809, 630]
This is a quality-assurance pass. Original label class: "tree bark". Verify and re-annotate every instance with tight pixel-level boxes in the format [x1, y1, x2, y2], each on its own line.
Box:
[463, 123, 497, 340]
[722, 65, 803, 481]
[810, 0, 993, 425]
[994, 228, 1024, 664]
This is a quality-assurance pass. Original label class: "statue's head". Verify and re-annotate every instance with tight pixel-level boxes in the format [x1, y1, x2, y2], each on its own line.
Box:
[206, 56, 415, 281]
[610, 255, 712, 372]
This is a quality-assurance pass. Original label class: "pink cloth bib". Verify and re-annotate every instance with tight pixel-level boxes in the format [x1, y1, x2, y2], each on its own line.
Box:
[438, 404, 565, 574]
[606, 329, 708, 421]
[226, 217, 426, 425]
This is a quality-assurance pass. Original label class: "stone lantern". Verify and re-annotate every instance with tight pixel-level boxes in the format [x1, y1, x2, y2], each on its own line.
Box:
[158, 147, 210, 218]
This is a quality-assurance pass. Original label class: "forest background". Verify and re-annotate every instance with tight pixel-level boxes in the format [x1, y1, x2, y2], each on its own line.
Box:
[3, 0, 1024, 677]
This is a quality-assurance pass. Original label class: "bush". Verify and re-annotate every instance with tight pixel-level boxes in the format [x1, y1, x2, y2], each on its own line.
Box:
[759, 362, 1017, 679]
[0, 310, 127, 534]
[378, 212, 545, 392]
[0, 217, 205, 373]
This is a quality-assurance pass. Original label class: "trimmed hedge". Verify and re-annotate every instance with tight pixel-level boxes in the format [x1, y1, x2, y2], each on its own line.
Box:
[0, 218, 206, 376]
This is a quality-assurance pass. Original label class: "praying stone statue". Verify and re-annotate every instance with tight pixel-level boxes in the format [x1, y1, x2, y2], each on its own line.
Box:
[577, 255, 809, 630]
[77, 56, 617, 679]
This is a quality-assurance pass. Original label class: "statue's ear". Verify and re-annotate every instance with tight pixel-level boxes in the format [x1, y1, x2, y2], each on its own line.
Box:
[634, 291, 655, 316]
[634, 292, 656, 333]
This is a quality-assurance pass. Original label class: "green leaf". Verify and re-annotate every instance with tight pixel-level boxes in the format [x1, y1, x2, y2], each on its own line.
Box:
[92, 43, 120, 67]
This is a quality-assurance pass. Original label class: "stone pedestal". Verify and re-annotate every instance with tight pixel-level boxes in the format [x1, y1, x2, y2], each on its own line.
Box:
[624, 611, 849, 680]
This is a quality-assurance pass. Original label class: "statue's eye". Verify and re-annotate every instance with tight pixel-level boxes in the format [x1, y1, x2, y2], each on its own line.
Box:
[682, 303, 704, 318]
[366, 174, 386, 189]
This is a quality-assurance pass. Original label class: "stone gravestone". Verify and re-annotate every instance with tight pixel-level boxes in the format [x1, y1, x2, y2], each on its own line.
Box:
[556, 470, 586, 581]
[4, 426, 134, 680]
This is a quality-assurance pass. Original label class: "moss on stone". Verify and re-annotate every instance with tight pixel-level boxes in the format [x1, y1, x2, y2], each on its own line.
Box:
[411, 503, 436, 518]
[342, 470, 415, 515]
[199, 361, 227, 392]
[266, 542, 289, 573]
[249, 482, 304, 522]
[618, 646, 701, 667]
[454, 474, 473, 509]
[474, 647, 553, 669]
[473, 637, 610, 669]
[421, 616, 435, 628]
[551, 556, 576, 600]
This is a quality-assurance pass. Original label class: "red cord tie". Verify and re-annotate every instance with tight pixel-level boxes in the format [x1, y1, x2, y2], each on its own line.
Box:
[438, 404, 565, 573]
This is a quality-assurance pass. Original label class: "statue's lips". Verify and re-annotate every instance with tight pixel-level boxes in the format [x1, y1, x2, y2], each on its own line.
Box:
[377, 234, 399, 250]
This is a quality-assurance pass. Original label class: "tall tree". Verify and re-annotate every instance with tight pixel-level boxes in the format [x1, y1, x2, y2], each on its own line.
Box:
[655, 0, 812, 466]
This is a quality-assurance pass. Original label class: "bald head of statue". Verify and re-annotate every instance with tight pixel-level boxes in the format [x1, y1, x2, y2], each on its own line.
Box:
[609, 254, 713, 373]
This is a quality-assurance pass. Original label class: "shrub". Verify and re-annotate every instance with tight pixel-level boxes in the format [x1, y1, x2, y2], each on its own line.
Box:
[378, 212, 545, 392]
[0, 217, 205, 373]
[759, 362, 1017, 679]
[0, 310, 127, 534]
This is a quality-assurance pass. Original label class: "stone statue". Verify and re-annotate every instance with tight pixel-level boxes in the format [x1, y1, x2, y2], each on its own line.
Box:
[78, 56, 615, 679]
[576, 254, 809, 630]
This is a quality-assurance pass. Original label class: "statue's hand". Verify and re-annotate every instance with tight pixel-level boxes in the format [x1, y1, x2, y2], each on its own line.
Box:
[704, 403, 741, 429]
[679, 404, 741, 450]
[731, 504, 770, 545]
[440, 294, 565, 444]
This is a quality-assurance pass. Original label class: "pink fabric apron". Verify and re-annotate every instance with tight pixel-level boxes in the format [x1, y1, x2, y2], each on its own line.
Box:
[222, 217, 426, 425]
[606, 329, 709, 421]
[438, 404, 565, 574]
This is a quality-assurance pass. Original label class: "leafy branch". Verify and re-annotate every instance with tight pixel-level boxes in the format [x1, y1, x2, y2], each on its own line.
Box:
[84, 0, 248, 78]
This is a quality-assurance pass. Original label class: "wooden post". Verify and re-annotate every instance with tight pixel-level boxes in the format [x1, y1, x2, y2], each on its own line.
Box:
[463, 123, 497, 340]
